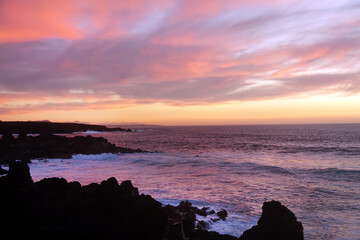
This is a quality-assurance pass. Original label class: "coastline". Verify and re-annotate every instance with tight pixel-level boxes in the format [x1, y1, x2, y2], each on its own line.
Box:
[0, 133, 146, 164]
[8, 123, 357, 239]
[0, 160, 304, 240]
[0, 121, 132, 135]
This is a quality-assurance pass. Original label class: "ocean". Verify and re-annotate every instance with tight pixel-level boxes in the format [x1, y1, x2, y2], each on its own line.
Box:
[28, 124, 360, 239]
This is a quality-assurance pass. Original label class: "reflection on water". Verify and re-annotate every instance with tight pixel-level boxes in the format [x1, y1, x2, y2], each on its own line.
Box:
[29, 150, 360, 239]
[10, 124, 358, 239]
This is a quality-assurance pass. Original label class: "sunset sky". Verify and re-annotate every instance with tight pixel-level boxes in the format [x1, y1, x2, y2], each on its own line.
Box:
[0, 0, 359, 125]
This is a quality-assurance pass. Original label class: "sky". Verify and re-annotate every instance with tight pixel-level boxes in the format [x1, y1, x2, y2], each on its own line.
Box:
[0, 0, 359, 125]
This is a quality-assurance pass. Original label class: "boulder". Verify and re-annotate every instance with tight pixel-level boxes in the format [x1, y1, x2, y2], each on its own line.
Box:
[239, 201, 304, 240]
[196, 207, 210, 217]
[196, 220, 210, 230]
[7, 160, 33, 185]
[217, 209, 228, 220]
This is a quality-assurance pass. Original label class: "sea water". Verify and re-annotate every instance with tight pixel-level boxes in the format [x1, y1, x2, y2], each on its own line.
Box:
[28, 124, 360, 239]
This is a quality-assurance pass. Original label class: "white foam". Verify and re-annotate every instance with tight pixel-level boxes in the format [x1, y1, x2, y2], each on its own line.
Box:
[82, 131, 102, 134]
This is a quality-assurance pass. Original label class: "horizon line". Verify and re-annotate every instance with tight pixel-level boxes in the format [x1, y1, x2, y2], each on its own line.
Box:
[2, 120, 359, 127]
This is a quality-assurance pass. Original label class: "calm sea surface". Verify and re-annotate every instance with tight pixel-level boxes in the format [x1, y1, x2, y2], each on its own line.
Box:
[28, 124, 360, 239]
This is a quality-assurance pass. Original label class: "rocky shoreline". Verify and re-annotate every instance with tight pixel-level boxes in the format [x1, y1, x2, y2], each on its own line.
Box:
[0, 133, 146, 164]
[0, 121, 132, 134]
[0, 161, 304, 240]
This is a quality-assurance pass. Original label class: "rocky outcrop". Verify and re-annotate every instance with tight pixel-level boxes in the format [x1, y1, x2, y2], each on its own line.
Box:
[0, 161, 235, 240]
[217, 209, 228, 221]
[7, 160, 33, 185]
[0, 161, 304, 240]
[0, 161, 167, 239]
[0, 121, 132, 135]
[239, 201, 304, 240]
[0, 133, 145, 164]
[163, 200, 231, 239]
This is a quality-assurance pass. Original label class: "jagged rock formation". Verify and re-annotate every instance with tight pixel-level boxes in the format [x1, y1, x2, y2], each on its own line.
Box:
[0, 161, 304, 240]
[0, 133, 145, 164]
[0, 161, 236, 240]
[239, 201, 304, 240]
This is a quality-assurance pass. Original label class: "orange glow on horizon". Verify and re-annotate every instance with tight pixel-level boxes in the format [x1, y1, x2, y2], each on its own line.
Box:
[0, 1, 359, 125]
[1, 95, 360, 125]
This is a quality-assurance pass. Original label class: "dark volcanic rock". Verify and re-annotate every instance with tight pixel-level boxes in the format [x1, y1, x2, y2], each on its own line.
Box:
[168, 221, 187, 240]
[0, 120, 132, 134]
[0, 162, 304, 240]
[0, 163, 168, 240]
[196, 220, 210, 230]
[164, 200, 199, 237]
[217, 209, 228, 221]
[163, 200, 234, 239]
[197, 207, 210, 217]
[8, 160, 33, 185]
[0, 133, 145, 164]
[239, 201, 304, 240]
[0, 160, 33, 188]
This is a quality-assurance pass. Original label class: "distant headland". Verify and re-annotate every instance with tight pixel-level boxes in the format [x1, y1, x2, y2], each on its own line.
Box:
[0, 121, 132, 135]
[0, 121, 143, 164]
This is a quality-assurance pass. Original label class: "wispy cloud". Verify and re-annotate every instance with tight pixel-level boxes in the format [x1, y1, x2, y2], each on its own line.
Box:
[0, 0, 359, 116]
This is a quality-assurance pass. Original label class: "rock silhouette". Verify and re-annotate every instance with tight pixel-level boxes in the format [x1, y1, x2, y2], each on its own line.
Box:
[0, 121, 132, 135]
[0, 161, 304, 240]
[0, 161, 237, 240]
[0, 133, 145, 164]
[239, 200, 304, 240]
[217, 209, 228, 220]
[7, 160, 33, 185]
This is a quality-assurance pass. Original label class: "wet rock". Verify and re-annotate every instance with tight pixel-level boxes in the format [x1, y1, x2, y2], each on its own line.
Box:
[196, 220, 210, 230]
[0, 162, 304, 240]
[239, 200, 304, 240]
[196, 207, 210, 217]
[176, 201, 198, 235]
[163, 201, 197, 237]
[0, 134, 146, 164]
[217, 209, 228, 221]
[208, 209, 216, 215]
[163, 201, 230, 238]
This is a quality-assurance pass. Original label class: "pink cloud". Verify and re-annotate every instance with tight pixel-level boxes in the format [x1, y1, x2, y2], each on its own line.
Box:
[0, 0, 359, 115]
